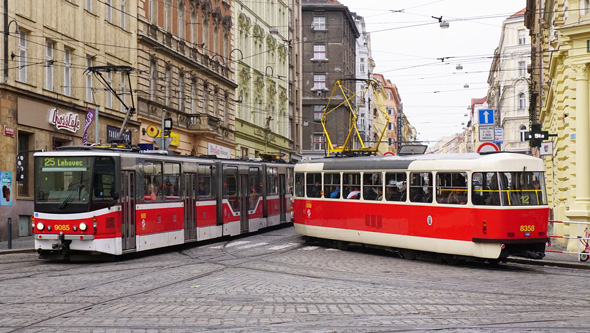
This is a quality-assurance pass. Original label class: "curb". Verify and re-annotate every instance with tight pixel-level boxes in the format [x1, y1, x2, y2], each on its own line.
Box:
[0, 248, 36, 255]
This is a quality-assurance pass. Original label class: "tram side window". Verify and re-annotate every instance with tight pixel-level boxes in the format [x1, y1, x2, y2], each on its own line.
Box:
[342, 172, 361, 199]
[138, 161, 162, 202]
[306, 173, 322, 197]
[324, 173, 341, 199]
[197, 164, 216, 200]
[93, 157, 115, 201]
[163, 162, 181, 200]
[223, 166, 239, 211]
[385, 172, 407, 202]
[295, 173, 305, 197]
[363, 172, 383, 200]
[249, 167, 261, 210]
[436, 172, 467, 205]
[409, 172, 433, 203]
[503, 172, 547, 206]
[472, 172, 503, 206]
[288, 168, 294, 195]
[267, 167, 278, 195]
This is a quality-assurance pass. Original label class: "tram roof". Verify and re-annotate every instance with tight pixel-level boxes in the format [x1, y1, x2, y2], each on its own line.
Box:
[295, 152, 545, 172]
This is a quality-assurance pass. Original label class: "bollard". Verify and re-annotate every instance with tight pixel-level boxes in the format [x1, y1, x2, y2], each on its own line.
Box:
[7, 217, 12, 249]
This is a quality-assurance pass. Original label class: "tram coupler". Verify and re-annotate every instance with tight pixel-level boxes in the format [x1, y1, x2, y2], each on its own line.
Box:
[51, 233, 72, 254]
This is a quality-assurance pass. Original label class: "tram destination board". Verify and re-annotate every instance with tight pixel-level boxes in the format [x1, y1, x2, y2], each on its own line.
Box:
[479, 125, 494, 142]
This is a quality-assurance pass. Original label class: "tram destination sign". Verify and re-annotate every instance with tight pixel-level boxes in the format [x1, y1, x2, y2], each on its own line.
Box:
[479, 125, 494, 142]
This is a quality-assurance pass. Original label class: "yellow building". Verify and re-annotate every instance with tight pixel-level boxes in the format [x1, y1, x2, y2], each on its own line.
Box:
[0, 0, 138, 241]
[526, 0, 590, 250]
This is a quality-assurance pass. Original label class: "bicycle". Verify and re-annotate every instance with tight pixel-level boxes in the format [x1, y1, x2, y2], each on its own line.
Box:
[580, 227, 590, 262]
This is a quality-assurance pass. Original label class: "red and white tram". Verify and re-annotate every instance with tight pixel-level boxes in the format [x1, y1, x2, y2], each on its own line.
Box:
[33, 147, 293, 258]
[293, 152, 550, 263]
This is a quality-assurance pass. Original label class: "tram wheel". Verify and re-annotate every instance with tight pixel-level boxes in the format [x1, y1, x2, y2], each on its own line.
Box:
[335, 240, 349, 251]
[487, 258, 501, 265]
[400, 249, 417, 260]
[442, 254, 460, 265]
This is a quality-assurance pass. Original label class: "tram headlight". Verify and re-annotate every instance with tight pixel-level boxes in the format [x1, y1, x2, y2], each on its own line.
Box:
[36, 222, 45, 231]
[79, 222, 88, 231]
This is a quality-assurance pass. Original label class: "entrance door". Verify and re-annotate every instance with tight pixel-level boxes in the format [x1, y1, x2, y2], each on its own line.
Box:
[239, 173, 249, 233]
[121, 171, 136, 251]
[184, 173, 197, 241]
[279, 174, 286, 222]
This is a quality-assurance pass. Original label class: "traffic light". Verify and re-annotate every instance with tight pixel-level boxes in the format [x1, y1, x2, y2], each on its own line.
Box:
[525, 124, 549, 148]
[16, 155, 24, 181]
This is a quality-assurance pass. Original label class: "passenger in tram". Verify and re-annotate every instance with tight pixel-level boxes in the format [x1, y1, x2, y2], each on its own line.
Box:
[423, 187, 433, 203]
[308, 181, 322, 198]
[198, 183, 208, 196]
[346, 187, 361, 199]
[400, 182, 407, 201]
[330, 186, 341, 198]
[144, 184, 157, 201]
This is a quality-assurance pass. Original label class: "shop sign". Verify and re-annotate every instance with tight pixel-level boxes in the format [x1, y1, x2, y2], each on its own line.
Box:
[48, 108, 81, 133]
[208, 143, 231, 159]
[107, 125, 131, 143]
[3, 125, 14, 137]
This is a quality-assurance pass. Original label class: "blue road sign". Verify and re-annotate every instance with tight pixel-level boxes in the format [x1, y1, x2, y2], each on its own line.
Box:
[478, 109, 494, 125]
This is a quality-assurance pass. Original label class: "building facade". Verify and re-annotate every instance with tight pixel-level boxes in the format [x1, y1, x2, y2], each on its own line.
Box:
[353, 13, 375, 145]
[487, 9, 531, 154]
[137, 0, 236, 157]
[233, 0, 292, 160]
[526, 0, 590, 250]
[0, 0, 138, 241]
[301, 0, 359, 158]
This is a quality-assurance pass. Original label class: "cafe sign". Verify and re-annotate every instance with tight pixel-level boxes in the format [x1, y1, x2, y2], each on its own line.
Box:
[48, 108, 80, 133]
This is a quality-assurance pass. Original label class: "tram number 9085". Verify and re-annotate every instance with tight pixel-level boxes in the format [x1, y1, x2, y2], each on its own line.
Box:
[54, 225, 71, 231]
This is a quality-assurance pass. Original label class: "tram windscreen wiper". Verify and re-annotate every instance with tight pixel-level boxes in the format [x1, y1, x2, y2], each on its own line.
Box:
[59, 183, 84, 210]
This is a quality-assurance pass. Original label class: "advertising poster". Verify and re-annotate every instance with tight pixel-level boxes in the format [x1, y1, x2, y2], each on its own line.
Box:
[1, 171, 12, 206]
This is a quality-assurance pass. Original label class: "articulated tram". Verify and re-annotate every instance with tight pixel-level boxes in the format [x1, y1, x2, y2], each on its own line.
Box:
[33, 147, 293, 258]
[293, 152, 550, 263]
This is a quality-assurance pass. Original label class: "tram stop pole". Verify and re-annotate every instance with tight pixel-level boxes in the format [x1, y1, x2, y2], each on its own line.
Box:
[7, 217, 12, 249]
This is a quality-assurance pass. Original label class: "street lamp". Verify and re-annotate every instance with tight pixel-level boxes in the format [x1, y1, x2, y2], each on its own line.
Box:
[432, 16, 449, 29]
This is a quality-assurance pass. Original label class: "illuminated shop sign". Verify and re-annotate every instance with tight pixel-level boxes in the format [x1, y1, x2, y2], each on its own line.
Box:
[48, 108, 81, 133]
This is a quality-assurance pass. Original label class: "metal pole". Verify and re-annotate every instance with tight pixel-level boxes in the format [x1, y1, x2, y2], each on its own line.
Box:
[4, 0, 9, 83]
[161, 110, 165, 150]
[95, 107, 100, 144]
[7, 217, 12, 249]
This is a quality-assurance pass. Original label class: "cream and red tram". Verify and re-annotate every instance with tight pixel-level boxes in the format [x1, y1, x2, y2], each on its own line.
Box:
[293, 152, 549, 262]
[33, 147, 293, 258]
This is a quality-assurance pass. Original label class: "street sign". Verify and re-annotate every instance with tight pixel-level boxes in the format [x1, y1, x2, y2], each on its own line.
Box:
[477, 142, 499, 153]
[479, 125, 494, 142]
[494, 127, 503, 143]
[478, 109, 494, 125]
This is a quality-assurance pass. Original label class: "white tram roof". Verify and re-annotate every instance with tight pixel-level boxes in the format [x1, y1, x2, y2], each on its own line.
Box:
[294, 152, 545, 173]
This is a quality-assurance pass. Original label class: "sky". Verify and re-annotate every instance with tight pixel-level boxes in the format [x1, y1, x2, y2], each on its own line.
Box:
[340, 0, 527, 144]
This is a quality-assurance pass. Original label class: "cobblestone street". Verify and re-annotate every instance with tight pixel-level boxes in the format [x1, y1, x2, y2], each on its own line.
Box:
[1, 226, 589, 332]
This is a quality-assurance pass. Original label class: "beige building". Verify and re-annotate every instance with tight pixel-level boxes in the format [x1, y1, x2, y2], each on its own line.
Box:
[0, 0, 138, 241]
[487, 9, 531, 154]
[526, 0, 590, 250]
[136, 0, 236, 157]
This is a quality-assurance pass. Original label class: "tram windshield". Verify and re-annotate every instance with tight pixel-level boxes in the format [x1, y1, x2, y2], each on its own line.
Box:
[472, 171, 547, 206]
[35, 156, 117, 212]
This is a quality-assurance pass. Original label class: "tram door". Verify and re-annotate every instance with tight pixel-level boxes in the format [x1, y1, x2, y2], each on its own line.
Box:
[279, 174, 286, 222]
[239, 173, 249, 233]
[184, 173, 197, 241]
[121, 171, 136, 251]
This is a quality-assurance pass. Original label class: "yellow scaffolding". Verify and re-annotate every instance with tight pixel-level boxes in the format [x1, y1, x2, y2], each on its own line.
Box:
[321, 79, 389, 155]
